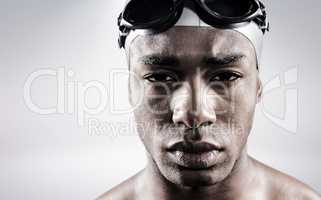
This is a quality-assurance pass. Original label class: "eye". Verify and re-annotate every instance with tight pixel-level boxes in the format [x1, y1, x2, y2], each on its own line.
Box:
[209, 71, 242, 82]
[144, 72, 178, 83]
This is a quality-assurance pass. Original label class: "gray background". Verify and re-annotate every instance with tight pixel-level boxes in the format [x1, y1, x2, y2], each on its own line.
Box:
[0, 0, 320, 199]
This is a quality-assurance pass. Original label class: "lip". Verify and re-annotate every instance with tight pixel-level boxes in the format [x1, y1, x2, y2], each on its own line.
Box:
[166, 142, 224, 169]
[167, 141, 224, 153]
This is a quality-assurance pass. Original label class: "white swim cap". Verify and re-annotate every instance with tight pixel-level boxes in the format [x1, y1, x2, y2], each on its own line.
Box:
[125, 7, 264, 65]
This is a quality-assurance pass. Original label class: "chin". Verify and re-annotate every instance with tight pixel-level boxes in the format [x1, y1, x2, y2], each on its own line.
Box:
[159, 159, 234, 188]
[180, 165, 232, 187]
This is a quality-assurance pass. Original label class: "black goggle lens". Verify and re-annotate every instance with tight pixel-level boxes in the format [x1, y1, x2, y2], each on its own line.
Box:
[124, 0, 175, 24]
[201, 0, 254, 18]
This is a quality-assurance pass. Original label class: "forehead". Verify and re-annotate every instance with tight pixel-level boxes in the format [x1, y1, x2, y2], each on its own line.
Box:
[128, 26, 255, 61]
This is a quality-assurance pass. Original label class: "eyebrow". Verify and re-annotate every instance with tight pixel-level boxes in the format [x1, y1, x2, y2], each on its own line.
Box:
[138, 54, 245, 67]
[139, 55, 179, 66]
[203, 54, 245, 66]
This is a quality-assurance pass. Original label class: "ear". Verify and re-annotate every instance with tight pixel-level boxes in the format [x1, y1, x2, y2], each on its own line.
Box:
[256, 77, 263, 104]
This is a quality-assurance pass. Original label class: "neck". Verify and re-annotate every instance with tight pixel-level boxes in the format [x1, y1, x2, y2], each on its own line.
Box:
[140, 147, 258, 200]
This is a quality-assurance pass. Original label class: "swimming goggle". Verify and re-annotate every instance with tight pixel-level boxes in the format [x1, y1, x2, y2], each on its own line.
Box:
[117, 0, 269, 48]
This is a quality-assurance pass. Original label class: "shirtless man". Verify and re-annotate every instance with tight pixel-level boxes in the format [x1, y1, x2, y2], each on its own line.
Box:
[98, 0, 321, 199]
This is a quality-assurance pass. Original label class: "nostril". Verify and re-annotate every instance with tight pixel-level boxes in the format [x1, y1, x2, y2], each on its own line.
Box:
[172, 110, 194, 129]
[171, 117, 193, 130]
[176, 121, 187, 128]
[199, 121, 213, 127]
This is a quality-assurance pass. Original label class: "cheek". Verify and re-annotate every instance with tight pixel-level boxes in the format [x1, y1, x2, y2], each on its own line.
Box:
[212, 79, 257, 149]
[133, 95, 171, 154]
[227, 85, 257, 150]
[138, 83, 173, 121]
[134, 110, 159, 153]
[132, 80, 174, 142]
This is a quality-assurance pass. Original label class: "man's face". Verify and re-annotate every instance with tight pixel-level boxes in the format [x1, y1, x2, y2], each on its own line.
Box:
[128, 26, 261, 187]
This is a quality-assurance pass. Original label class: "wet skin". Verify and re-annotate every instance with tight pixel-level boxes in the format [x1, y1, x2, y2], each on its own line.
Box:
[98, 27, 321, 200]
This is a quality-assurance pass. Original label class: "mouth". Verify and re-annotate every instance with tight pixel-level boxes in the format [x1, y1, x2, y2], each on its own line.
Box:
[166, 142, 225, 170]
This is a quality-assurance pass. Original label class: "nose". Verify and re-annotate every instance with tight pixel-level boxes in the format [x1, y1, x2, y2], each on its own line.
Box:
[171, 78, 216, 129]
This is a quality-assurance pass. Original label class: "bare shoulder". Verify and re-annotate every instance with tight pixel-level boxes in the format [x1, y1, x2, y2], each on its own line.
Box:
[96, 170, 143, 200]
[252, 158, 321, 200]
